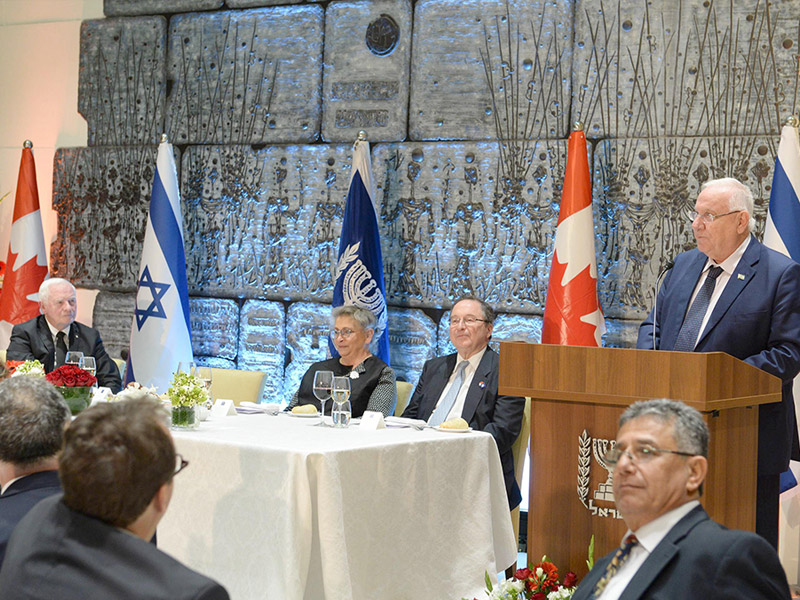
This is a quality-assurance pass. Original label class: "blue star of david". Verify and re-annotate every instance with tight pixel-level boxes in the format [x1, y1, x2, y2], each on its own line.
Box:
[135, 266, 170, 330]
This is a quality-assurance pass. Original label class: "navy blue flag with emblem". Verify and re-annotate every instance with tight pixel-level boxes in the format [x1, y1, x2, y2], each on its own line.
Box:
[126, 136, 194, 392]
[330, 134, 390, 366]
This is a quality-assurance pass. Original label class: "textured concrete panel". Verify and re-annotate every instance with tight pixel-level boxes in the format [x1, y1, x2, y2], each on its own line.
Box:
[190, 298, 239, 360]
[603, 318, 639, 349]
[573, 0, 799, 138]
[409, 0, 572, 141]
[238, 300, 285, 402]
[593, 136, 775, 320]
[51, 146, 175, 290]
[284, 302, 331, 404]
[104, 0, 222, 16]
[181, 144, 353, 301]
[92, 291, 135, 359]
[373, 140, 569, 311]
[196, 356, 236, 369]
[387, 307, 436, 388]
[227, 0, 314, 7]
[165, 7, 323, 144]
[322, 0, 412, 143]
[79, 17, 166, 145]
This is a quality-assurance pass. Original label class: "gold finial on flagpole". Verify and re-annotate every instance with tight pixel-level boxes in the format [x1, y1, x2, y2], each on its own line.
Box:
[23, 140, 33, 149]
[785, 116, 799, 128]
[572, 121, 584, 132]
[357, 130, 368, 141]
[161, 133, 169, 143]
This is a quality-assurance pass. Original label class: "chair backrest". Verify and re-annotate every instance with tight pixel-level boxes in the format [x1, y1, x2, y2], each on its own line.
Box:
[113, 358, 126, 380]
[209, 367, 268, 406]
[509, 397, 532, 544]
[395, 381, 414, 416]
[0, 349, 5, 365]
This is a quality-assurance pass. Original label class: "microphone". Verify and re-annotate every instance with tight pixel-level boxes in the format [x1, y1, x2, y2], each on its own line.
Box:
[652, 259, 674, 350]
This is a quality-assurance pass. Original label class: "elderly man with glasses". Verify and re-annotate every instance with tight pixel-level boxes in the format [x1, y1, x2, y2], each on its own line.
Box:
[637, 177, 800, 548]
[402, 296, 525, 509]
[0, 398, 229, 600]
[572, 399, 790, 600]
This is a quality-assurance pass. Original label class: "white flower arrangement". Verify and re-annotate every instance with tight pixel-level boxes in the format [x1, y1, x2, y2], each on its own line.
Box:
[167, 371, 209, 407]
[487, 579, 526, 600]
[11, 359, 45, 377]
[113, 381, 161, 403]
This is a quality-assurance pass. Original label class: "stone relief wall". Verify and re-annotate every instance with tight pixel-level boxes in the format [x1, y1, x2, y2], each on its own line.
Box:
[48, 0, 800, 402]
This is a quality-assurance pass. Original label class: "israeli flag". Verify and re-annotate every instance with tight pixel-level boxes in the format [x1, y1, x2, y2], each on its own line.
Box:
[764, 118, 800, 493]
[126, 136, 193, 392]
[330, 133, 390, 365]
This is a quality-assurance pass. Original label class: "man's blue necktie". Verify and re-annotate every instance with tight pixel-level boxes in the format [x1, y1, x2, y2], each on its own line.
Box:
[672, 266, 723, 352]
[428, 361, 469, 426]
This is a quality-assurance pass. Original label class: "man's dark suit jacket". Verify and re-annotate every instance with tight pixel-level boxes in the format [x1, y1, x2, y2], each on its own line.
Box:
[0, 470, 61, 567]
[401, 348, 525, 508]
[637, 237, 800, 474]
[0, 494, 229, 600]
[571, 505, 790, 600]
[7, 315, 122, 393]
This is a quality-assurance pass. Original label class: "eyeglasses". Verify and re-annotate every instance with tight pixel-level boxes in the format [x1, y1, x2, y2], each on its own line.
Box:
[689, 209, 741, 224]
[604, 444, 695, 467]
[174, 453, 190, 476]
[449, 316, 489, 327]
[330, 328, 359, 339]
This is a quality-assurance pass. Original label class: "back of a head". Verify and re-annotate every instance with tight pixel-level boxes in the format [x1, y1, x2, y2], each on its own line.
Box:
[59, 398, 175, 528]
[0, 377, 70, 466]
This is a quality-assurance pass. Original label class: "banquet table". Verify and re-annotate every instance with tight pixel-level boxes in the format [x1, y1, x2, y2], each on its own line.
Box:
[158, 412, 516, 600]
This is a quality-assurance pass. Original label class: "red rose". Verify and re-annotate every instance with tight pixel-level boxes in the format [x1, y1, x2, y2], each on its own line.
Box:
[46, 371, 63, 386]
[63, 374, 77, 386]
[563, 571, 578, 588]
[514, 568, 532, 581]
[532, 593, 546, 600]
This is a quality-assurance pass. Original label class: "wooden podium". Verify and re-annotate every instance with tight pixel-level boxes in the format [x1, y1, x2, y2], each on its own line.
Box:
[498, 342, 781, 576]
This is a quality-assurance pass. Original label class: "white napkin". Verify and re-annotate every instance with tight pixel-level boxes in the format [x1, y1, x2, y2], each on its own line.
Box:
[235, 402, 281, 415]
[384, 416, 428, 429]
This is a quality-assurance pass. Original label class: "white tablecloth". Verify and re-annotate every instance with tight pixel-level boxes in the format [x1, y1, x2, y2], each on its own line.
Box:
[157, 413, 516, 600]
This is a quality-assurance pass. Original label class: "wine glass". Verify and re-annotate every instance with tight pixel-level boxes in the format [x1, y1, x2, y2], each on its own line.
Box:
[177, 361, 196, 376]
[312, 371, 334, 419]
[65, 351, 84, 366]
[331, 376, 352, 428]
[195, 366, 213, 402]
[80, 356, 97, 390]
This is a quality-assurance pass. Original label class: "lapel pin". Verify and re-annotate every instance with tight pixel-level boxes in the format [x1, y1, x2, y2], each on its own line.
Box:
[737, 273, 745, 280]
[478, 381, 486, 389]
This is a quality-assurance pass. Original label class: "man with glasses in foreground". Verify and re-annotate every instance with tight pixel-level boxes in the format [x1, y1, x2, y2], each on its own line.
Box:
[402, 297, 525, 509]
[572, 399, 790, 600]
[637, 177, 800, 548]
[0, 398, 229, 600]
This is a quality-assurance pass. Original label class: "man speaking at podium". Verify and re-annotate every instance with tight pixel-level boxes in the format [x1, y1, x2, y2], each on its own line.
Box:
[637, 177, 800, 548]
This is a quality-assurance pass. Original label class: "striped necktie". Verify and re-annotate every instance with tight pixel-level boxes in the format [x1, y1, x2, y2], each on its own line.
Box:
[592, 534, 638, 598]
[428, 361, 468, 426]
[672, 266, 723, 352]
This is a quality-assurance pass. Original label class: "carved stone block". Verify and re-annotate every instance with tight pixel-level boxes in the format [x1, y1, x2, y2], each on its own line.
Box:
[573, 0, 799, 138]
[195, 356, 236, 370]
[373, 140, 569, 312]
[284, 302, 332, 404]
[104, 0, 223, 15]
[79, 17, 166, 146]
[227, 0, 315, 7]
[409, 0, 572, 141]
[322, 0, 412, 143]
[180, 144, 353, 300]
[165, 7, 323, 144]
[593, 136, 775, 319]
[190, 298, 239, 360]
[92, 291, 135, 359]
[238, 300, 286, 402]
[387, 307, 436, 387]
[51, 146, 174, 290]
[603, 318, 639, 349]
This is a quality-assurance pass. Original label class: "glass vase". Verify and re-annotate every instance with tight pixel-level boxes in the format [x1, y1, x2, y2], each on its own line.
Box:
[58, 386, 92, 416]
[171, 405, 198, 430]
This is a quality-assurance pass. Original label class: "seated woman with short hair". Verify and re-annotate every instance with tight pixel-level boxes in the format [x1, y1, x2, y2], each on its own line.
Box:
[286, 305, 395, 417]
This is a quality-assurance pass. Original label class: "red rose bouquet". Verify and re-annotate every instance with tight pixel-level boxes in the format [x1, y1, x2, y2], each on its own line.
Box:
[46, 363, 97, 388]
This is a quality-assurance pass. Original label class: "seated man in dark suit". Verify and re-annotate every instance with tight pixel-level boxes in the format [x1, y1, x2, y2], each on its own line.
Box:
[572, 399, 790, 600]
[402, 297, 525, 508]
[0, 398, 229, 600]
[0, 376, 70, 567]
[6, 277, 121, 392]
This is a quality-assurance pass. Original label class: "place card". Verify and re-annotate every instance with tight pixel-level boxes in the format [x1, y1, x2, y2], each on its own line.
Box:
[360, 410, 386, 430]
[211, 399, 237, 418]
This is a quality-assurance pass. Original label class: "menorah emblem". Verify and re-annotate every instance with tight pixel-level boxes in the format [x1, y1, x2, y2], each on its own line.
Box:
[592, 438, 616, 502]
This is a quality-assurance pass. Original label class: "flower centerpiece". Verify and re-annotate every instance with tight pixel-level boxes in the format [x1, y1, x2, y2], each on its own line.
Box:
[167, 371, 208, 429]
[46, 364, 97, 415]
[7, 359, 45, 377]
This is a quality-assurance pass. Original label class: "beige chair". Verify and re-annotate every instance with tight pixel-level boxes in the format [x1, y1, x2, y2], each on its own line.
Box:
[112, 358, 126, 380]
[0, 349, 5, 365]
[510, 397, 531, 553]
[209, 367, 268, 405]
[395, 381, 413, 416]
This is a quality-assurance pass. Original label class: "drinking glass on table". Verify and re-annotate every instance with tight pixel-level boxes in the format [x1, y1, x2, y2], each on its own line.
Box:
[79, 356, 96, 377]
[313, 370, 334, 419]
[331, 376, 352, 428]
[65, 351, 84, 366]
[177, 361, 196, 376]
[195, 366, 213, 402]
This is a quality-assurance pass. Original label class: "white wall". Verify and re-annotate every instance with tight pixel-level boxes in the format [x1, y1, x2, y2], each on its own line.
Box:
[0, 0, 104, 330]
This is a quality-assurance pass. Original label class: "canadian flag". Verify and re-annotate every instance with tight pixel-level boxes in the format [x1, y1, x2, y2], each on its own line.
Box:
[541, 128, 606, 346]
[0, 142, 48, 344]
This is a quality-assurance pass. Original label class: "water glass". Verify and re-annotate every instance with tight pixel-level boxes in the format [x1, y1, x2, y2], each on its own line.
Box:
[331, 376, 351, 428]
[313, 371, 334, 418]
[65, 351, 84, 366]
[177, 361, 196, 376]
[195, 366, 213, 402]
[79, 356, 97, 378]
